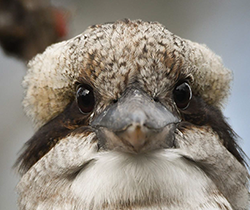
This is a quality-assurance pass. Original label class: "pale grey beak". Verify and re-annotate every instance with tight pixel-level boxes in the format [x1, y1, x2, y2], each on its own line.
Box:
[91, 88, 179, 153]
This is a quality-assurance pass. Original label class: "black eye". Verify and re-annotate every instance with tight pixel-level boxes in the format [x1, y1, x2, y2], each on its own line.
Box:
[173, 82, 192, 110]
[76, 84, 95, 114]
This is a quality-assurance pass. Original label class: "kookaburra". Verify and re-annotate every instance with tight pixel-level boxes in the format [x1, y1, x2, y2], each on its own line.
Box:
[16, 19, 249, 210]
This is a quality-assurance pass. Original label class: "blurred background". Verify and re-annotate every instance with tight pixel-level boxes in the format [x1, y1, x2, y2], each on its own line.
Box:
[0, 0, 249, 209]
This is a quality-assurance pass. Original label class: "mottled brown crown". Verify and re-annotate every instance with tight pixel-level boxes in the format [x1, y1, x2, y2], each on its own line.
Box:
[23, 19, 232, 130]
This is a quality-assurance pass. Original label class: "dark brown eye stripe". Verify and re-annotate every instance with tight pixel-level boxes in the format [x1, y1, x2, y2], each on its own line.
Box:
[178, 96, 245, 166]
[15, 101, 91, 175]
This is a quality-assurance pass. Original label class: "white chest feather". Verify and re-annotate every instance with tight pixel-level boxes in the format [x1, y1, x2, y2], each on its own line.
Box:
[70, 151, 232, 209]
[18, 144, 232, 209]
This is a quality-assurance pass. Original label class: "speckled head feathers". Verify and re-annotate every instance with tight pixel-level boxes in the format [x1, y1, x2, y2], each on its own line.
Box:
[23, 19, 232, 129]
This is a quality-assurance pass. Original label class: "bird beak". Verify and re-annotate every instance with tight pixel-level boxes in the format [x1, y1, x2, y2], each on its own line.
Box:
[91, 88, 180, 153]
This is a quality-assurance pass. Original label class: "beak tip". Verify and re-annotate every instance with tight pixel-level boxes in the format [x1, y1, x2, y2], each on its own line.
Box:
[115, 124, 148, 153]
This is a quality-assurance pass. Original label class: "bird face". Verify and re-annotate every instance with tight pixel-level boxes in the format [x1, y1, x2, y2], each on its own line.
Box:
[16, 20, 249, 210]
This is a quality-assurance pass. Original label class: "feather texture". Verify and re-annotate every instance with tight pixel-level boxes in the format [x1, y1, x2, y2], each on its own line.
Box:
[16, 19, 249, 210]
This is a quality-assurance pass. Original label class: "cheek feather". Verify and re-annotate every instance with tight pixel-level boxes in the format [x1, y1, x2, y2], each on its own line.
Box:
[15, 100, 92, 175]
[177, 95, 245, 165]
[175, 125, 249, 210]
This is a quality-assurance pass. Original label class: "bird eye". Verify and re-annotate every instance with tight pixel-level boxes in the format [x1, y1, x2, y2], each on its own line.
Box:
[173, 82, 192, 110]
[76, 84, 95, 114]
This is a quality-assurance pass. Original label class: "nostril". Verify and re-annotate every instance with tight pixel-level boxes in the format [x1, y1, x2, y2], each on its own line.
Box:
[153, 97, 159, 102]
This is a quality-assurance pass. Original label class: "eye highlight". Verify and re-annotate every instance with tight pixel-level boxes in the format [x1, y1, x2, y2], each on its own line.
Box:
[76, 84, 95, 114]
[173, 82, 192, 110]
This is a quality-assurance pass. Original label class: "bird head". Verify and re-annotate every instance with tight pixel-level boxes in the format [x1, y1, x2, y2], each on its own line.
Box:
[16, 19, 249, 210]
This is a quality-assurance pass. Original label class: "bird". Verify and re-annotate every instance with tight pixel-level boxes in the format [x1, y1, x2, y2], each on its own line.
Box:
[15, 19, 249, 210]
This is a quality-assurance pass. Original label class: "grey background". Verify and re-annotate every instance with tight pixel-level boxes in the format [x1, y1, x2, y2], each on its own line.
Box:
[1, 1, 249, 209]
